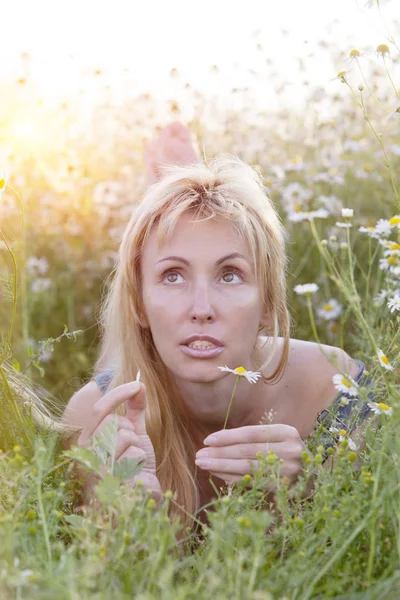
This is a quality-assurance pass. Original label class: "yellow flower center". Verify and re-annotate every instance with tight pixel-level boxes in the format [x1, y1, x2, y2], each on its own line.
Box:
[341, 377, 351, 388]
[0, 178, 5, 190]
[381, 355, 389, 365]
[337, 71, 346, 78]
[339, 429, 347, 437]
[389, 242, 400, 250]
[376, 44, 390, 54]
[295, 203, 302, 212]
[378, 402, 390, 411]
[389, 216, 400, 226]
[388, 256, 398, 266]
[350, 49, 360, 57]
[324, 304, 333, 311]
[234, 366, 247, 375]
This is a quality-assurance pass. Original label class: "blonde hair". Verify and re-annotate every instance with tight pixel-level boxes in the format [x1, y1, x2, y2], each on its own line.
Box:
[18, 154, 291, 531]
[93, 154, 291, 528]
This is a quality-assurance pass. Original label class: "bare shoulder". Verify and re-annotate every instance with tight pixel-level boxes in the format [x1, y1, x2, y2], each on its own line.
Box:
[260, 337, 361, 435]
[285, 338, 360, 413]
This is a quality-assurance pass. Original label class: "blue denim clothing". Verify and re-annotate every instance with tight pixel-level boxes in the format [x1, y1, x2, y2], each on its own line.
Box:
[92, 358, 374, 459]
[310, 358, 374, 460]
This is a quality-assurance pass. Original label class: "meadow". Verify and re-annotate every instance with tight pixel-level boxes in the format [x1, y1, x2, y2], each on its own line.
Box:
[0, 17, 400, 600]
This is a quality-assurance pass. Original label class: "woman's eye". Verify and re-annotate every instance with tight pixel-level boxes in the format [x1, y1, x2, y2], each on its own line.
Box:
[161, 268, 243, 284]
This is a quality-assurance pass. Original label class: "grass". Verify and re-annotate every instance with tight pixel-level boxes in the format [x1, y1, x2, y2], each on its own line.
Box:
[0, 19, 400, 600]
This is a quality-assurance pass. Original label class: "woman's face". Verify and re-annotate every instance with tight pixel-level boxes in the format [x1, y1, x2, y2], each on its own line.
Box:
[140, 211, 266, 383]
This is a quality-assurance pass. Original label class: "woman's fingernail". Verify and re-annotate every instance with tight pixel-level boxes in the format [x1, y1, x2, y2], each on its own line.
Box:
[195, 459, 211, 468]
[203, 435, 217, 445]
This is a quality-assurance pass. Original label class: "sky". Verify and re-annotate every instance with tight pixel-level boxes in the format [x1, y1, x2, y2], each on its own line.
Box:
[1, 0, 399, 109]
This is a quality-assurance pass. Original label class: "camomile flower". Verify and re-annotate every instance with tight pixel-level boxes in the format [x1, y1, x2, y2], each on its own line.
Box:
[287, 208, 329, 222]
[218, 365, 262, 384]
[317, 298, 343, 320]
[376, 219, 394, 237]
[387, 292, 400, 313]
[329, 426, 358, 450]
[332, 373, 359, 397]
[373, 289, 389, 306]
[377, 349, 394, 371]
[358, 225, 380, 239]
[293, 283, 319, 295]
[389, 215, 400, 229]
[367, 402, 393, 417]
[335, 221, 352, 229]
[341, 208, 354, 218]
[0, 168, 8, 198]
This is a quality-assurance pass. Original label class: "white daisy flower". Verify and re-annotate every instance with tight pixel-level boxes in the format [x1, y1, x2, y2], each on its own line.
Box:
[288, 208, 329, 222]
[367, 402, 393, 416]
[358, 226, 380, 239]
[373, 289, 389, 306]
[375, 219, 393, 237]
[293, 283, 319, 295]
[329, 427, 358, 450]
[317, 298, 343, 320]
[335, 221, 353, 229]
[318, 194, 343, 216]
[389, 215, 400, 229]
[341, 208, 354, 218]
[217, 365, 262, 384]
[281, 182, 313, 211]
[332, 373, 359, 397]
[388, 292, 400, 313]
[377, 349, 394, 371]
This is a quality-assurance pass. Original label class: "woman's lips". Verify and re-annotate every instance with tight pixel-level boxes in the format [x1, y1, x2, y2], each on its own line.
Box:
[179, 345, 224, 359]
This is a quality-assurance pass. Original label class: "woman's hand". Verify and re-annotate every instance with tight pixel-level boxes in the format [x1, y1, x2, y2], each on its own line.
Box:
[195, 424, 305, 486]
[144, 121, 200, 184]
[77, 381, 162, 502]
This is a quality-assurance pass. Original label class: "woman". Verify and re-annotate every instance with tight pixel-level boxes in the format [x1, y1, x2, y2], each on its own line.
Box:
[62, 123, 372, 529]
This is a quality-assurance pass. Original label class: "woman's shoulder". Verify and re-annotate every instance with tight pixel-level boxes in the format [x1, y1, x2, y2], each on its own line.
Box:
[260, 336, 360, 382]
[259, 337, 364, 435]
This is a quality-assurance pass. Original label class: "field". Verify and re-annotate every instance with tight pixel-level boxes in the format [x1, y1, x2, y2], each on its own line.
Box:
[0, 17, 400, 600]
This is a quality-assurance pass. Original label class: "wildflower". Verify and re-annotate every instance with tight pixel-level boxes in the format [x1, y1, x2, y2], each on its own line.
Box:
[318, 194, 343, 216]
[317, 298, 343, 320]
[335, 221, 352, 228]
[388, 292, 400, 313]
[341, 208, 354, 218]
[359, 225, 380, 238]
[389, 215, 400, 228]
[332, 374, 359, 397]
[0, 174, 6, 198]
[373, 289, 389, 306]
[218, 365, 262, 384]
[293, 283, 319, 295]
[329, 426, 358, 450]
[288, 208, 329, 222]
[367, 402, 393, 416]
[343, 139, 361, 152]
[376, 44, 390, 55]
[377, 349, 394, 371]
[349, 48, 361, 58]
[379, 257, 399, 273]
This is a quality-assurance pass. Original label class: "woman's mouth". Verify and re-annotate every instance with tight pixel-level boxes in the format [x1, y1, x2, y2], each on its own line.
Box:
[180, 343, 224, 359]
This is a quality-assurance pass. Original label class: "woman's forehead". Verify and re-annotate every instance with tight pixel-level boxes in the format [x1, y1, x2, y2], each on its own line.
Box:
[144, 213, 250, 257]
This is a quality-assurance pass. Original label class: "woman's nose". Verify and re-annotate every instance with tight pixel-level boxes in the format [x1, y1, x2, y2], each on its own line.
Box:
[189, 285, 216, 322]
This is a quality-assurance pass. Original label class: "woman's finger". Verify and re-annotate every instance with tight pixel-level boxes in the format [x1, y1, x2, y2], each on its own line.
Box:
[78, 382, 141, 446]
[114, 429, 142, 461]
[118, 445, 147, 464]
[195, 458, 262, 475]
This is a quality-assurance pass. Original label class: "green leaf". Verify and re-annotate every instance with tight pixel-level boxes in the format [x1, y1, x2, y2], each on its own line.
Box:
[113, 457, 143, 482]
[91, 417, 118, 460]
[63, 447, 103, 477]
[63, 514, 86, 530]
[95, 473, 120, 505]
[27, 345, 34, 357]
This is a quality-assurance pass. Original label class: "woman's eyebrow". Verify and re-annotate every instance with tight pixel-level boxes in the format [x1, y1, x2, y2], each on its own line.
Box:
[156, 252, 251, 266]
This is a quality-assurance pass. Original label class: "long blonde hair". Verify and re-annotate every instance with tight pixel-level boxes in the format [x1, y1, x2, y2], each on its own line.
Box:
[92, 154, 291, 527]
[10, 154, 291, 530]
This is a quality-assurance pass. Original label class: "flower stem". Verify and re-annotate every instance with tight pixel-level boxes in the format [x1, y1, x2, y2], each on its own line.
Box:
[223, 375, 240, 430]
